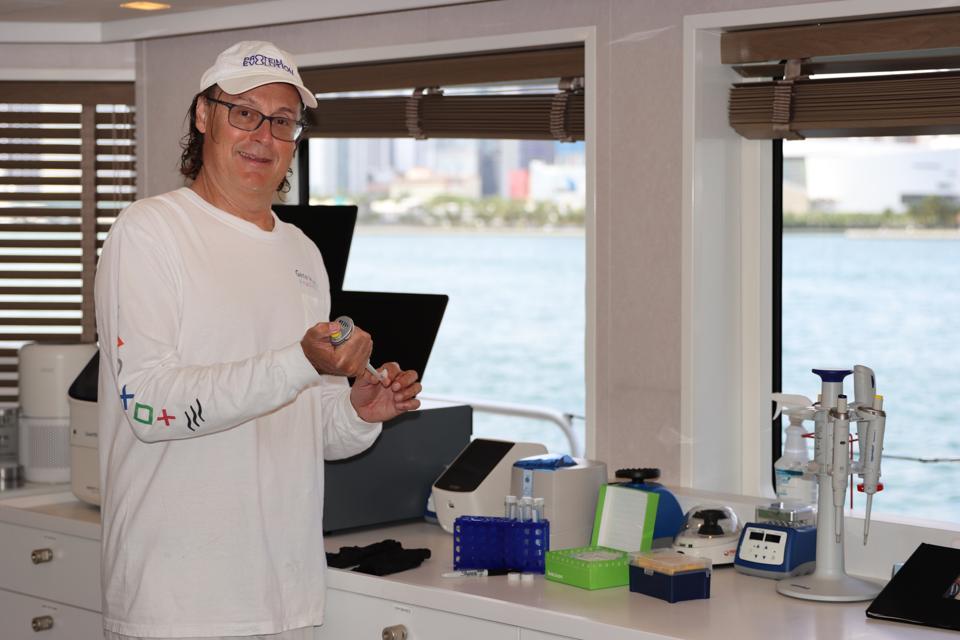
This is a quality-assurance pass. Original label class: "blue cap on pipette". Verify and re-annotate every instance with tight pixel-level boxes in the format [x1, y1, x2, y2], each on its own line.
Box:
[812, 368, 853, 382]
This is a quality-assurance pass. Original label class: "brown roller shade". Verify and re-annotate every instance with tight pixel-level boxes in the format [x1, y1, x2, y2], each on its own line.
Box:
[723, 10, 960, 140]
[0, 81, 135, 405]
[729, 70, 960, 139]
[300, 45, 585, 142]
[305, 91, 584, 141]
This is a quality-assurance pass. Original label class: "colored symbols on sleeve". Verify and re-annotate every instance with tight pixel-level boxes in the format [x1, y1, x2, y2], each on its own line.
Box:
[156, 409, 175, 427]
[120, 385, 134, 410]
[117, 337, 124, 348]
[133, 402, 154, 425]
[185, 399, 205, 431]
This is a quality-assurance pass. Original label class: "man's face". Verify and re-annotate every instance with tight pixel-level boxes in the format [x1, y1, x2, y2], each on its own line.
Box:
[195, 82, 301, 199]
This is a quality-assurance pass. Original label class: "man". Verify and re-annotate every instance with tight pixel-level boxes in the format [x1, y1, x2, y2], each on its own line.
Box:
[95, 41, 421, 640]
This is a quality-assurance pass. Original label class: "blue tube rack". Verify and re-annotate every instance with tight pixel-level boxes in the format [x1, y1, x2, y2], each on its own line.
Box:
[453, 516, 550, 573]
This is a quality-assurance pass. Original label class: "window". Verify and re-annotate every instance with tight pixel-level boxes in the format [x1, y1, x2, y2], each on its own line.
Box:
[721, 11, 960, 518]
[0, 81, 136, 405]
[778, 135, 960, 519]
[297, 47, 586, 453]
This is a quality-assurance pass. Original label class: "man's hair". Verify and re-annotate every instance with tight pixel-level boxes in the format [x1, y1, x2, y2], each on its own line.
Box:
[178, 86, 294, 194]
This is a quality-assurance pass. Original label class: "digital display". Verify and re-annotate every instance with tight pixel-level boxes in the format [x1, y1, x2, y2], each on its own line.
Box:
[749, 531, 764, 541]
[765, 533, 782, 543]
[433, 439, 514, 492]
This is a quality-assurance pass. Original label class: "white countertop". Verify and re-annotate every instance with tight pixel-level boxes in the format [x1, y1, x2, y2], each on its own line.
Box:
[325, 521, 957, 640]
[0, 487, 955, 639]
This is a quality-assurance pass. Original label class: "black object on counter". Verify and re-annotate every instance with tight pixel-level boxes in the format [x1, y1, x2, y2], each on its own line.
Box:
[327, 539, 431, 576]
[352, 547, 431, 576]
[326, 539, 402, 569]
[867, 543, 960, 632]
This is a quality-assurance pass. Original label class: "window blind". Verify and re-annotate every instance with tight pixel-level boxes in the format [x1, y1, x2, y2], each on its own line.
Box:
[0, 81, 135, 406]
[723, 11, 960, 140]
[301, 45, 585, 142]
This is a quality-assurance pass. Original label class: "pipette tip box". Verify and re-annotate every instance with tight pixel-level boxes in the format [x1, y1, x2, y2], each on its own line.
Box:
[545, 484, 659, 590]
[629, 550, 711, 603]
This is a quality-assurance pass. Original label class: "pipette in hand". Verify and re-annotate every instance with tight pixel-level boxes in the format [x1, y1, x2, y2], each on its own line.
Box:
[329, 315, 387, 382]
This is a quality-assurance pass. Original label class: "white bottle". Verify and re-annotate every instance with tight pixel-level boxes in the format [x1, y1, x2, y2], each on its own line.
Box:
[774, 415, 818, 507]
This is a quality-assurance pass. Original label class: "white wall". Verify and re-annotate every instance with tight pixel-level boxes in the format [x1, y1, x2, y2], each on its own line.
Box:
[0, 42, 134, 80]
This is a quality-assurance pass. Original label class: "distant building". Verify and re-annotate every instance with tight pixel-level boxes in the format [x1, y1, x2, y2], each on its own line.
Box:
[783, 138, 960, 214]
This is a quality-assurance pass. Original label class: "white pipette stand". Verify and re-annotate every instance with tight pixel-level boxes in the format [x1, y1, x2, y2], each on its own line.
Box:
[776, 366, 886, 602]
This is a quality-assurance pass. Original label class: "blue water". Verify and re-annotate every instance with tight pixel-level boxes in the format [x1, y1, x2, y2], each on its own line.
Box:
[783, 232, 960, 519]
[343, 230, 959, 520]
[343, 231, 586, 454]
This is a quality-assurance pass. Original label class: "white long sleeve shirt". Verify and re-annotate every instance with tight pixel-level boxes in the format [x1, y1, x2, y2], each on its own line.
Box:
[94, 187, 381, 637]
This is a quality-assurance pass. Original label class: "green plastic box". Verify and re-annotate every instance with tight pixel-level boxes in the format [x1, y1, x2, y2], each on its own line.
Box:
[545, 484, 660, 589]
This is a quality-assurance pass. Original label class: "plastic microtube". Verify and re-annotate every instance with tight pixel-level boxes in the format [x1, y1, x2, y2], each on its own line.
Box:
[520, 497, 533, 522]
[505, 495, 518, 520]
[507, 572, 521, 584]
[533, 497, 545, 522]
[520, 572, 535, 584]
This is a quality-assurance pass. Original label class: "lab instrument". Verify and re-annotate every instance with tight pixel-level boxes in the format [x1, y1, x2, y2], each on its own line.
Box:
[432, 438, 547, 533]
[19, 342, 97, 484]
[614, 468, 685, 546]
[671, 505, 742, 566]
[330, 315, 386, 381]
[775, 365, 887, 602]
[509, 454, 607, 549]
[734, 522, 816, 579]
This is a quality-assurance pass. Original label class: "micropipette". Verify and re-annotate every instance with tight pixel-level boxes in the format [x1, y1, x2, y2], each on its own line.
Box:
[330, 315, 387, 382]
[858, 395, 886, 545]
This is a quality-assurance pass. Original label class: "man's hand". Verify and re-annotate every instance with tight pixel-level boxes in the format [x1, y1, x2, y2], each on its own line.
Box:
[301, 321, 373, 377]
[350, 362, 421, 423]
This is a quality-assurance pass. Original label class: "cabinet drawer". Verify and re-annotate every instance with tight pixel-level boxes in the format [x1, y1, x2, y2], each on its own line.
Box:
[318, 589, 518, 640]
[0, 520, 100, 611]
[0, 588, 102, 640]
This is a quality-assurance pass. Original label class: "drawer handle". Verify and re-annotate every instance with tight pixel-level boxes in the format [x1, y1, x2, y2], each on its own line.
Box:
[31, 615, 54, 632]
[31, 548, 54, 564]
[382, 624, 408, 640]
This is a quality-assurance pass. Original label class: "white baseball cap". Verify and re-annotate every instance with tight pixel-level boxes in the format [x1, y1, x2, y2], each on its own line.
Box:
[200, 41, 318, 109]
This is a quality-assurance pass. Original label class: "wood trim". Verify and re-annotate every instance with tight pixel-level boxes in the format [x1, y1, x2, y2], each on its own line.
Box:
[721, 10, 960, 64]
[80, 106, 98, 343]
[733, 54, 960, 78]
[301, 45, 584, 94]
[0, 81, 134, 104]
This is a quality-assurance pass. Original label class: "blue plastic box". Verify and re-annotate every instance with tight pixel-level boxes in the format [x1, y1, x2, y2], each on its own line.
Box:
[628, 551, 711, 603]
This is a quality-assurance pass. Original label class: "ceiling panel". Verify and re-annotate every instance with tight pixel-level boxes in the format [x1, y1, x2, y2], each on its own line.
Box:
[0, 0, 269, 23]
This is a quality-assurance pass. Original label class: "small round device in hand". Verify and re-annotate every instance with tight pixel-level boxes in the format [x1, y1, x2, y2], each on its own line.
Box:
[329, 315, 385, 381]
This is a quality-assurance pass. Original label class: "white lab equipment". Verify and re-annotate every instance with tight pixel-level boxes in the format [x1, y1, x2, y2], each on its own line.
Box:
[672, 505, 742, 566]
[432, 438, 547, 533]
[509, 454, 607, 549]
[18, 342, 97, 483]
[776, 366, 887, 602]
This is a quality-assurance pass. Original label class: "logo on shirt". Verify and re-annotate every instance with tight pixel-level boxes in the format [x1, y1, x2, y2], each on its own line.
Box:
[295, 269, 319, 290]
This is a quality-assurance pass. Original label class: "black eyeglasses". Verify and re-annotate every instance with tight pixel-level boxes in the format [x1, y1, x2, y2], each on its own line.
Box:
[204, 96, 305, 142]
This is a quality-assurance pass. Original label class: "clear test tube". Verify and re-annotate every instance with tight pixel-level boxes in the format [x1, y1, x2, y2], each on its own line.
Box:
[519, 497, 533, 522]
[532, 497, 545, 523]
[504, 495, 518, 520]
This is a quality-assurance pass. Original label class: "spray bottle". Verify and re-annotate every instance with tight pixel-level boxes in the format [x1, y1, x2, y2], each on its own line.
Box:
[772, 394, 818, 509]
